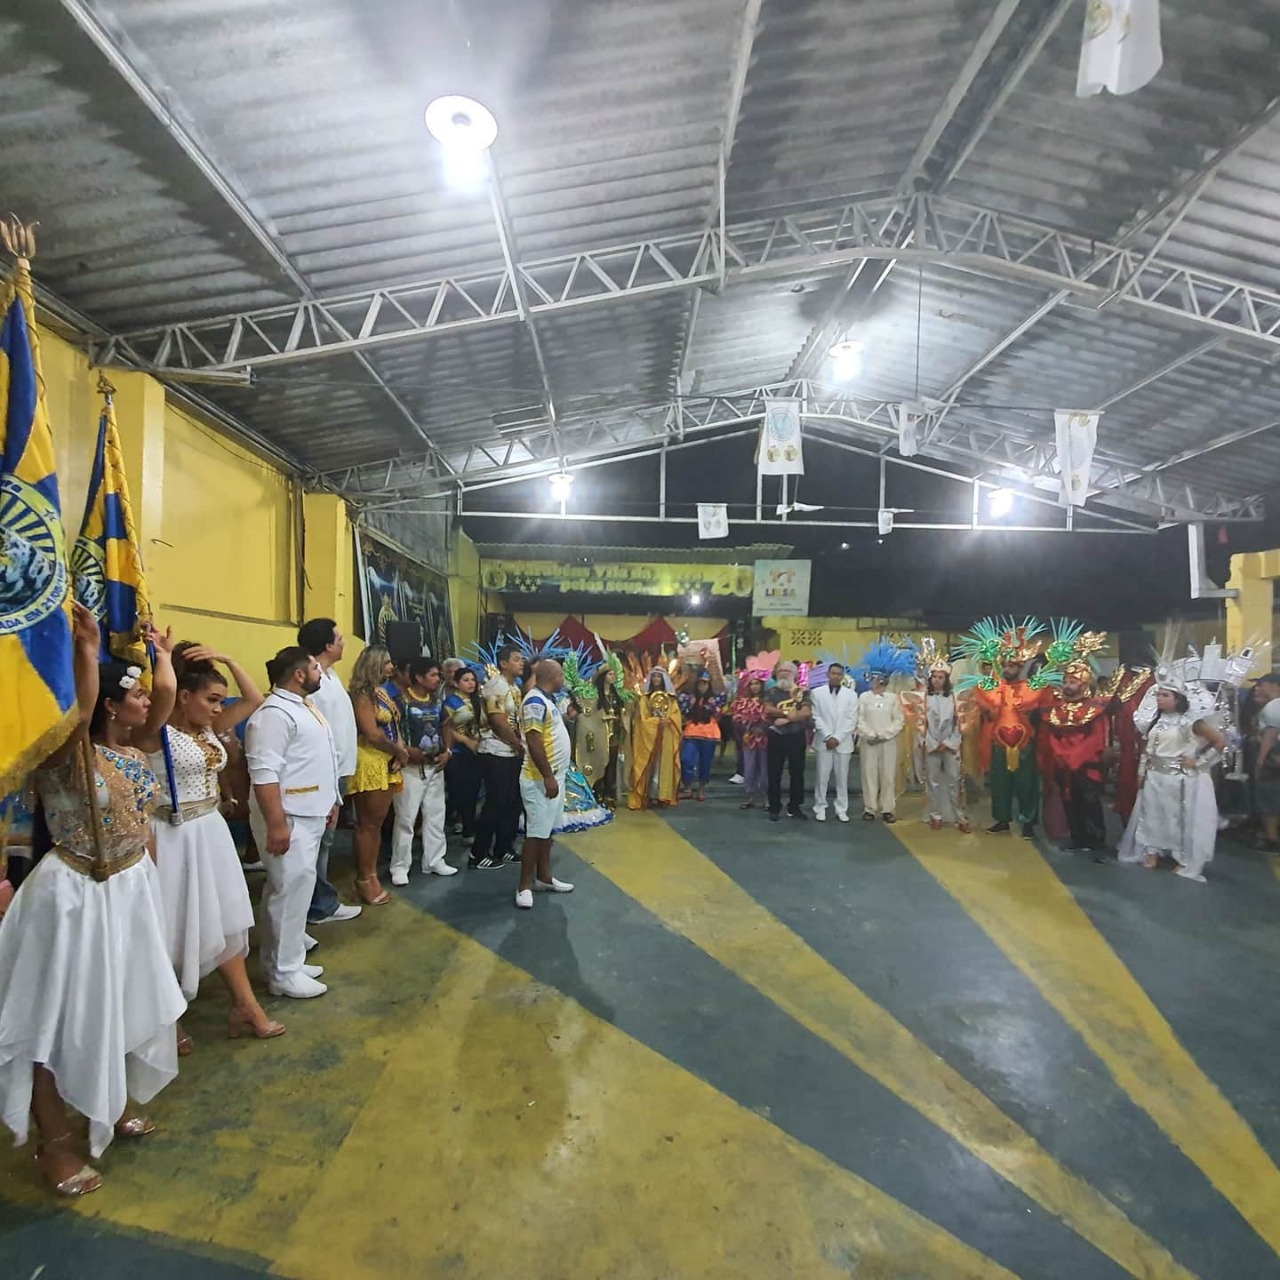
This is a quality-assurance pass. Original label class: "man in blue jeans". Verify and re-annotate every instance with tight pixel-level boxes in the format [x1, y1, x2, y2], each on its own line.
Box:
[298, 618, 363, 926]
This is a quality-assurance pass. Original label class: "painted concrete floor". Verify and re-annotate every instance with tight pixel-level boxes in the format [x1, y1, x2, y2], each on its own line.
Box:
[3, 774, 1280, 1279]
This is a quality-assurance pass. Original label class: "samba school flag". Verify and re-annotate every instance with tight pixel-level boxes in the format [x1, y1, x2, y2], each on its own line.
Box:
[0, 222, 76, 795]
[74, 383, 151, 666]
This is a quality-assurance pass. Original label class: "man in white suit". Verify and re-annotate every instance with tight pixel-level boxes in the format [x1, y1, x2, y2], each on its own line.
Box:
[858, 673, 906, 823]
[810, 662, 859, 822]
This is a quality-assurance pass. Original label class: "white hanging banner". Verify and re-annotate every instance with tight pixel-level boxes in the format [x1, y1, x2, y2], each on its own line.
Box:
[758, 398, 805, 475]
[1077, 0, 1163, 98]
[697, 503, 729, 539]
[877, 509, 895, 536]
[894, 401, 921, 457]
[1054, 410, 1101, 507]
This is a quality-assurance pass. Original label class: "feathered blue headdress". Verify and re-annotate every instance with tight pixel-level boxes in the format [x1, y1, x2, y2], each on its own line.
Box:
[853, 637, 918, 684]
[467, 627, 570, 680]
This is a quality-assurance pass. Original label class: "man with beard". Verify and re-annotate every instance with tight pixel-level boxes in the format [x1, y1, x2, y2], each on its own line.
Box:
[762, 660, 812, 821]
[1041, 635, 1110, 857]
[246, 647, 342, 999]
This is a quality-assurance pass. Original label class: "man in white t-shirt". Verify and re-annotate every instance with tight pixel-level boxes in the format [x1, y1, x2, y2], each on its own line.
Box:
[515, 659, 575, 910]
[297, 618, 362, 926]
[470, 643, 527, 871]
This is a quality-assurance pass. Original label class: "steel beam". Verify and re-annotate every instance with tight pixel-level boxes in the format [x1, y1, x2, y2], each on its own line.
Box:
[96, 194, 1280, 379]
[59, 0, 455, 473]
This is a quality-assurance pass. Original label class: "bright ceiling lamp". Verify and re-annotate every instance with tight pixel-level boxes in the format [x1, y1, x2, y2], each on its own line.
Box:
[828, 337, 864, 382]
[547, 470, 575, 502]
[424, 95, 498, 189]
[987, 487, 1015, 519]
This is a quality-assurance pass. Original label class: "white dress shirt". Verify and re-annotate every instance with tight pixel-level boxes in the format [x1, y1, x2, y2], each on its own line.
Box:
[857, 690, 904, 744]
[810, 684, 859, 753]
[310, 665, 358, 779]
[245, 688, 341, 817]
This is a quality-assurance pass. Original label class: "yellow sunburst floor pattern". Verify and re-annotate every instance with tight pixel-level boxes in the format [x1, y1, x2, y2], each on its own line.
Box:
[4, 786, 1280, 1279]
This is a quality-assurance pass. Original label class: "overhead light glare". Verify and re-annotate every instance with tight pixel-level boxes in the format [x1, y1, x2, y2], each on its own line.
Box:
[987, 487, 1015, 519]
[548, 470, 575, 502]
[425, 95, 498, 189]
[688, 592, 703, 608]
[828, 338, 865, 382]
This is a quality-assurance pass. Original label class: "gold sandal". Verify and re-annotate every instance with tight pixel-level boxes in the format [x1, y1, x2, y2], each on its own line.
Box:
[114, 1112, 156, 1139]
[355, 874, 391, 906]
[36, 1133, 102, 1197]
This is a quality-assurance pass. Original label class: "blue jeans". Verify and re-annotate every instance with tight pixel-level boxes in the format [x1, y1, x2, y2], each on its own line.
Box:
[680, 737, 717, 786]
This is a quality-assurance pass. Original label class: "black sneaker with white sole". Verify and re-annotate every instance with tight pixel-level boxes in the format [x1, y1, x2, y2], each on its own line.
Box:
[469, 855, 507, 871]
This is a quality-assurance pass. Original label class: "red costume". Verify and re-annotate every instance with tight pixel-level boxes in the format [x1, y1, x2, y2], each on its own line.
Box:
[1041, 691, 1111, 852]
[1107, 667, 1154, 821]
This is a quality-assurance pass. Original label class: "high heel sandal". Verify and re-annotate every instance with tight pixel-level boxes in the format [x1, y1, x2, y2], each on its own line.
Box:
[355, 874, 391, 906]
[227, 1007, 286, 1041]
[114, 1112, 156, 1138]
[176, 1027, 195, 1057]
[36, 1133, 102, 1198]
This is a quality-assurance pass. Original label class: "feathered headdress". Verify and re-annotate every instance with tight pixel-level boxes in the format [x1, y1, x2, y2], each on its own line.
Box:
[1046, 618, 1107, 686]
[562, 644, 602, 703]
[807, 646, 856, 689]
[915, 636, 951, 678]
[954, 616, 1056, 691]
[603, 649, 635, 703]
[853, 637, 918, 685]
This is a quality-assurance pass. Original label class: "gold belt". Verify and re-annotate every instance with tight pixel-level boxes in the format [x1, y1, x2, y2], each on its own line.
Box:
[154, 796, 221, 826]
[54, 845, 147, 882]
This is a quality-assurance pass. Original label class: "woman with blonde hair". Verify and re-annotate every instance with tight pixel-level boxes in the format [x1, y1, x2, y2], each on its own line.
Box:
[347, 646, 408, 906]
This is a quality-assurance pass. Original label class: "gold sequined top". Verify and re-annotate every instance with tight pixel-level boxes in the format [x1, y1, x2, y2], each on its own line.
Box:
[34, 744, 158, 879]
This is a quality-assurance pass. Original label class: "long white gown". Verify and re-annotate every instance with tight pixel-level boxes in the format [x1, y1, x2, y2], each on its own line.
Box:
[0, 746, 186, 1157]
[149, 727, 255, 1000]
[1118, 711, 1218, 881]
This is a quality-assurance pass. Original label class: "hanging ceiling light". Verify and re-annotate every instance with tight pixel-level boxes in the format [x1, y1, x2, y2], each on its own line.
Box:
[424, 95, 498, 189]
[828, 337, 864, 382]
[987, 487, 1015, 519]
[547, 470, 575, 502]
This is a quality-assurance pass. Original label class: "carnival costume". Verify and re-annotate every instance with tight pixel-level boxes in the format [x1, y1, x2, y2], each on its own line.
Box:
[1117, 639, 1247, 882]
[916, 640, 969, 831]
[0, 745, 186, 1159]
[853, 639, 915, 820]
[628, 668, 682, 809]
[956, 618, 1067, 832]
[1038, 622, 1110, 853]
[552, 647, 614, 832]
[1106, 663, 1155, 822]
[149, 726, 255, 1000]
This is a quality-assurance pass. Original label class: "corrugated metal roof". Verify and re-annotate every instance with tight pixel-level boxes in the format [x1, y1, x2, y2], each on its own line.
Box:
[5, 0, 1280, 518]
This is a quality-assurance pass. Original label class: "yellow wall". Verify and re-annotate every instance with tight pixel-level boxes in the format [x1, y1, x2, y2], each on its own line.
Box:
[38, 326, 357, 689]
[449, 529, 483, 653]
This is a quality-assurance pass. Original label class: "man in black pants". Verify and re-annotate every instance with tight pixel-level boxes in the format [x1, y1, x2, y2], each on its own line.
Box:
[762, 660, 812, 821]
[469, 643, 527, 870]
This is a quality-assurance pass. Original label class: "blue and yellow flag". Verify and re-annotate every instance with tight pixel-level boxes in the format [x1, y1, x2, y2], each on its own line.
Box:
[73, 389, 150, 666]
[0, 242, 76, 796]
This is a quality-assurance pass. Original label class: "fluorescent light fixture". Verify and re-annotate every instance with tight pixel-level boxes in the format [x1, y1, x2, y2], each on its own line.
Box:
[547, 470, 575, 502]
[828, 338, 864, 382]
[425, 95, 498, 189]
[987, 487, 1015, 519]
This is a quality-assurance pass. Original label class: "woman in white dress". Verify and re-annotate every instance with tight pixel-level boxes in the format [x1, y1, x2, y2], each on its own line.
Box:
[0, 605, 186, 1196]
[137, 644, 283, 1046]
[1118, 685, 1226, 883]
[923, 663, 970, 833]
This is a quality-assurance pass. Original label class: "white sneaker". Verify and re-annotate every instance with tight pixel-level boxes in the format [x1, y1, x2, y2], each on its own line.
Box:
[534, 877, 574, 894]
[302, 963, 324, 978]
[303, 933, 319, 953]
[837, 813, 850, 823]
[390, 869, 409, 887]
[813, 810, 826, 822]
[314, 903, 362, 923]
[728, 774, 745, 785]
[268, 973, 327, 999]
[426, 861, 459, 876]
[515, 888, 534, 909]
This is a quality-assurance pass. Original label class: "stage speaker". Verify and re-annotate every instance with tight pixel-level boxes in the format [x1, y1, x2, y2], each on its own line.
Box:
[386, 621, 426, 665]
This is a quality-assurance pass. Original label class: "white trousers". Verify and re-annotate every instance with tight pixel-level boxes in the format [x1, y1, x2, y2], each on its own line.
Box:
[392, 767, 448, 876]
[924, 750, 966, 823]
[859, 739, 899, 815]
[250, 808, 327, 984]
[813, 749, 851, 818]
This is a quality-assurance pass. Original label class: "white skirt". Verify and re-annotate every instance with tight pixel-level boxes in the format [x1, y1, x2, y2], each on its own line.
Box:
[153, 810, 254, 1000]
[1118, 769, 1218, 879]
[0, 853, 187, 1157]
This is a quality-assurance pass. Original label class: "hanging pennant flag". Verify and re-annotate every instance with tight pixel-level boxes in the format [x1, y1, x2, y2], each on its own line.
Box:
[894, 401, 921, 457]
[1077, 0, 1162, 97]
[74, 378, 152, 667]
[0, 220, 76, 796]
[696, 503, 729, 540]
[757, 398, 805, 476]
[1054, 410, 1101, 507]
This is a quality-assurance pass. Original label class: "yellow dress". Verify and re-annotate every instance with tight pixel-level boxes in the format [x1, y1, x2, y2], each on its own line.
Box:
[351, 686, 403, 794]
[627, 690, 682, 809]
